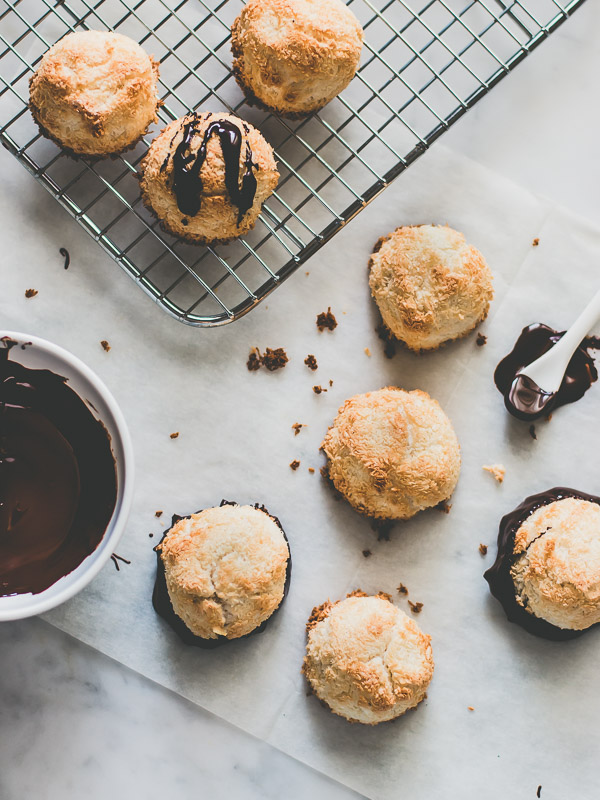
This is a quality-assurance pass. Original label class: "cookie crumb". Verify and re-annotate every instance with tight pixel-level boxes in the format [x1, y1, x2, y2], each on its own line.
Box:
[362, 549, 372, 558]
[290, 459, 300, 471]
[247, 347, 289, 371]
[304, 354, 318, 370]
[316, 307, 337, 332]
[546, 413, 553, 422]
[313, 385, 326, 394]
[328, 379, 333, 387]
[408, 600, 423, 614]
[436, 500, 452, 514]
[476, 332, 487, 347]
[155, 510, 163, 518]
[397, 583, 408, 596]
[170, 432, 179, 439]
[529, 424, 537, 440]
[468, 706, 475, 711]
[532, 238, 540, 247]
[100, 340, 111, 352]
[25, 288, 38, 298]
[292, 422, 305, 436]
[320, 466, 329, 480]
[479, 543, 488, 556]
[308, 467, 315, 474]
[482, 464, 505, 483]
[364, 347, 371, 357]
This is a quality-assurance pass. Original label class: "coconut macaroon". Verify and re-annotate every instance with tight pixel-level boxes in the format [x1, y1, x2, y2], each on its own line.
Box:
[510, 497, 600, 631]
[139, 112, 279, 244]
[303, 592, 434, 724]
[322, 387, 461, 520]
[156, 503, 290, 641]
[29, 31, 159, 157]
[369, 225, 494, 351]
[231, 0, 363, 117]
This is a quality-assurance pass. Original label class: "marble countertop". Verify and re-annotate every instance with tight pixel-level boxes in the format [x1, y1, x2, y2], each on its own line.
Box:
[2, 4, 600, 798]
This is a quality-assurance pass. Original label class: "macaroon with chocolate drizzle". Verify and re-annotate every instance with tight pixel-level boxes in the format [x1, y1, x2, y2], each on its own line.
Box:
[139, 112, 279, 245]
[152, 500, 291, 648]
[484, 487, 600, 640]
[0, 337, 117, 596]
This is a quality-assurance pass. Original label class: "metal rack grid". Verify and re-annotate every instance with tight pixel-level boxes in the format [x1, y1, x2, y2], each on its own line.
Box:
[0, 0, 587, 326]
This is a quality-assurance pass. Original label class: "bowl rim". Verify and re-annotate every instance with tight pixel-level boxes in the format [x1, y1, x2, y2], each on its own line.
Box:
[0, 331, 135, 620]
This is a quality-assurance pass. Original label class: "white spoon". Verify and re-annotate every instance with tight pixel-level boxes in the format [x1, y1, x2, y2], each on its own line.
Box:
[506, 288, 600, 419]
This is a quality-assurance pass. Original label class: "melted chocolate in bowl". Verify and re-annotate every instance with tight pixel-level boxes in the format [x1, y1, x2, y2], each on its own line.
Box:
[484, 487, 600, 640]
[152, 500, 292, 649]
[0, 338, 117, 596]
[494, 323, 599, 420]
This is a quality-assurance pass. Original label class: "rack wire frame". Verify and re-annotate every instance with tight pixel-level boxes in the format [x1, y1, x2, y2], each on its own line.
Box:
[0, 0, 587, 326]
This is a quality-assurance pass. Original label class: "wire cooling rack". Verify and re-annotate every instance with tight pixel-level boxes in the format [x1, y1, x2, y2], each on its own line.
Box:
[0, 0, 587, 326]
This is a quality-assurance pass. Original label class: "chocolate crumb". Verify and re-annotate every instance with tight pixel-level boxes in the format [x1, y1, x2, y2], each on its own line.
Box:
[308, 467, 315, 474]
[100, 340, 111, 352]
[376, 322, 396, 358]
[362, 549, 372, 558]
[170, 432, 179, 439]
[304, 354, 318, 370]
[532, 238, 540, 247]
[476, 333, 487, 347]
[313, 385, 326, 394]
[397, 583, 408, 596]
[436, 500, 452, 514]
[292, 422, 305, 436]
[468, 706, 475, 711]
[149, 533, 154, 538]
[316, 307, 337, 332]
[529, 424, 537, 440]
[290, 459, 300, 471]
[110, 553, 131, 571]
[479, 543, 488, 556]
[25, 288, 38, 298]
[246, 349, 261, 371]
[408, 600, 423, 614]
[59, 247, 70, 269]
[155, 511, 163, 518]
[536, 787, 542, 798]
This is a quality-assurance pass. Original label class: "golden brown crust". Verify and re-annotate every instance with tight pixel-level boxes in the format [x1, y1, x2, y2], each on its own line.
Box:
[368, 225, 494, 352]
[511, 498, 600, 630]
[231, 0, 363, 117]
[157, 504, 289, 640]
[302, 593, 434, 724]
[29, 31, 160, 157]
[322, 387, 461, 520]
[138, 113, 279, 245]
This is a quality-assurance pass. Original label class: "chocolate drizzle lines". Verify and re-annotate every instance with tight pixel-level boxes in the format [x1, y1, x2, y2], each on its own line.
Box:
[167, 114, 258, 225]
[484, 487, 600, 640]
[59, 247, 70, 269]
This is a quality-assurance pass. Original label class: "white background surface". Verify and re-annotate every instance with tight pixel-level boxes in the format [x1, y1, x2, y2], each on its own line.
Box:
[2, 3, 600, 798]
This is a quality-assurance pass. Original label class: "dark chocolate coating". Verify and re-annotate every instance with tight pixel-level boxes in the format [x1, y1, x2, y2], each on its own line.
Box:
[152, 500, 291, 648]
[484, 487, 600, 640]
[0, 339, 117, 596]
[494, 323, 599, 420]
[167, 113, 258, 224]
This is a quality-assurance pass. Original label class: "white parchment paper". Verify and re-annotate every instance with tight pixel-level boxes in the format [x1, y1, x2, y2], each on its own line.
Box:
[3, 144, 600, 799]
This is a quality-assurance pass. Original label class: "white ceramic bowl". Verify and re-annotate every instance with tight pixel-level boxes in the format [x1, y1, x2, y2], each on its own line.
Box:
[0, 332, 134, 620]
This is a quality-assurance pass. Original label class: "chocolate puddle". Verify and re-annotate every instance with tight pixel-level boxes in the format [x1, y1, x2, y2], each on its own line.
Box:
[0, 338, 117, 596]
[484, 487, 600, 640]
[494, 323, 599, 420]
[152, 500, 291, 648]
